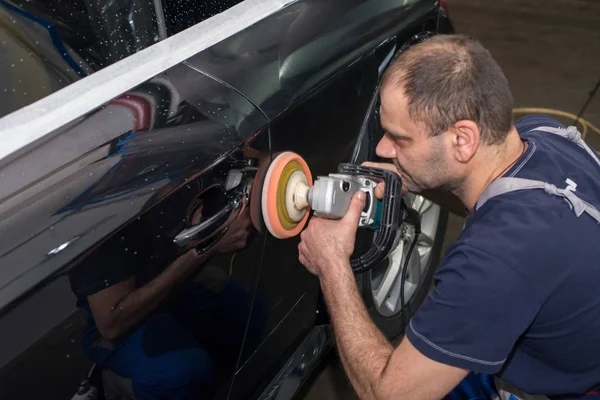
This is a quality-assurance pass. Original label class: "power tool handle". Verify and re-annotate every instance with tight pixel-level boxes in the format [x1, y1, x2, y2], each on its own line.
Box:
[337, 164, 403, 273]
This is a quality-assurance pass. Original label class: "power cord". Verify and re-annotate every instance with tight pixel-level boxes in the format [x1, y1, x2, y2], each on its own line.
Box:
[574, 78, 600, 128]
[399, 203, 421, 330]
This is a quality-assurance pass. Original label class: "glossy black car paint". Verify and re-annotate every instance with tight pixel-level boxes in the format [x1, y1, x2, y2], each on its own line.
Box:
[186, 0, 441, 120]
[0, 61, 270, 399]
[0, 1, 452, 399]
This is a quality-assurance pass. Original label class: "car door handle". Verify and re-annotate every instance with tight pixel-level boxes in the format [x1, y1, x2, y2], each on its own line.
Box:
[173, 182, 248, 248]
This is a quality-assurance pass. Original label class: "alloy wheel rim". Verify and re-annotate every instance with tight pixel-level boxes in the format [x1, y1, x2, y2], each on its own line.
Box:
[370, 194, 441, 317]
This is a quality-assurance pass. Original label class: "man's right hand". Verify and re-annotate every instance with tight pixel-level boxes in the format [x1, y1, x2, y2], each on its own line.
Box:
[361, 161, 408, 198]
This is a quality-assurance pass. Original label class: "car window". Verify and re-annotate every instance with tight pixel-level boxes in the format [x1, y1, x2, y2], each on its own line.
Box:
[0, 0, 246, 120]
[0, 0, 160, 118]
[161, 0, 245, 36]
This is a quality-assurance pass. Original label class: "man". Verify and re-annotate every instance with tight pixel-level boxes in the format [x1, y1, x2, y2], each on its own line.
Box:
[298, 34, 600, 400]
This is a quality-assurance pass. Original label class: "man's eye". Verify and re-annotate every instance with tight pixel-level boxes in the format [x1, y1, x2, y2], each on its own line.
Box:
[395, 137, 407, 146]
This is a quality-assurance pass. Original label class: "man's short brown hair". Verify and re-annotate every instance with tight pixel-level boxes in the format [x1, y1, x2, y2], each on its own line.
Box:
[381, 34, 514, 145]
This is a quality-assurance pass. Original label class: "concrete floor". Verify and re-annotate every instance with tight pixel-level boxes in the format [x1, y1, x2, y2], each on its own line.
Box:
[300, 1, 600, 398]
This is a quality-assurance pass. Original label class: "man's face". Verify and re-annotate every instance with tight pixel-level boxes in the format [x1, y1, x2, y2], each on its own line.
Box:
[377, 87, 457, 193]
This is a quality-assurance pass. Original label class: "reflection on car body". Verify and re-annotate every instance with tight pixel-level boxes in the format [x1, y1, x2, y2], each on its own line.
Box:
[67, 167, 258, 399]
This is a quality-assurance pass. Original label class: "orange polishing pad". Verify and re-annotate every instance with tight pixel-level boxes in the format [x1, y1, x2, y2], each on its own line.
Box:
[262, 152, 312, 239]
[250, 153, 270, 234]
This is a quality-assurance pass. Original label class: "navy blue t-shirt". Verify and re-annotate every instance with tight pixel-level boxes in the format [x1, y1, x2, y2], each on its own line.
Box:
[406, 116, 600, 397]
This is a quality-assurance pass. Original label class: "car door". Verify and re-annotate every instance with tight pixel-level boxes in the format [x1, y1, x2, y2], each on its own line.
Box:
[230, 64, 379, 399]
[184, 1, 442, 397]
[0, 0, 275, 396]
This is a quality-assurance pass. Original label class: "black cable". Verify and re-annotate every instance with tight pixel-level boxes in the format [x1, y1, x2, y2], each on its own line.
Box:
[400, 205, 421, 330]
[573, 78, 600, 126]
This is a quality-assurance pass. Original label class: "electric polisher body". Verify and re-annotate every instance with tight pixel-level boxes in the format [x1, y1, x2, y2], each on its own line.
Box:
[257, 152, 405, 273]
[307, 174, 377, 227]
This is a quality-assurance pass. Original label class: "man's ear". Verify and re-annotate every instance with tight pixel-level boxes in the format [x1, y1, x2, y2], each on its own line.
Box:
[449, 120, 480, 163]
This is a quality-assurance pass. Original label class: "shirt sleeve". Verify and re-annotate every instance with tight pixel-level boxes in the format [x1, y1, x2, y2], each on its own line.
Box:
[405, 244, 541, 374]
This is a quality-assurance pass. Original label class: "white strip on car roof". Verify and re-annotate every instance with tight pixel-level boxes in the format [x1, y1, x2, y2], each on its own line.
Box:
[0, 0, 294, 163]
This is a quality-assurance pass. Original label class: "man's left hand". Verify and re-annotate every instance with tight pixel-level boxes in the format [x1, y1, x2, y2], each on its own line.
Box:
[298, 191, 366, 277]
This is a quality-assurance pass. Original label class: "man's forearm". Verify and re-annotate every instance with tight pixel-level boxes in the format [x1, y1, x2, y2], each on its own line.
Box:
[101, 250, 207, 340]
[299, 191, 468, 400]
[320, 259, 395, 400]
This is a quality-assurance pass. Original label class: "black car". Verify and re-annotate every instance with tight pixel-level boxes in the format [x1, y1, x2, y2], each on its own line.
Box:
[0, 0, 453, 399]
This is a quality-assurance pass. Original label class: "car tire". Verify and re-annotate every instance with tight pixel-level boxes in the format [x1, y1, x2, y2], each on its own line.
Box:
[355, 198, 448, 340]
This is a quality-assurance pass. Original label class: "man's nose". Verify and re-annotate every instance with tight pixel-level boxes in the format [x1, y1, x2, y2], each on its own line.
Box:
[376, 135, 396, 159]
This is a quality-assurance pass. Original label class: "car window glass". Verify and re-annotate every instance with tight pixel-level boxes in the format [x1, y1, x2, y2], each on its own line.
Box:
[0, 0, 160, 118]
[161, 0, 245, 36]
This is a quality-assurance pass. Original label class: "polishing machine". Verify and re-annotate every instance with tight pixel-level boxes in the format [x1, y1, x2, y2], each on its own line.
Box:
[254, 151, 416, 273]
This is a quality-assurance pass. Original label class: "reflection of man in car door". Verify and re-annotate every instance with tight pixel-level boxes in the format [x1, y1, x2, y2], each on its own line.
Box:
[68, 193, 255, 400]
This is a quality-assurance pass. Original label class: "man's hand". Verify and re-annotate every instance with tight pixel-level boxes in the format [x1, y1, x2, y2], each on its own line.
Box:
[362, 161, 407, 197]
[298, 191, 365, 276]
